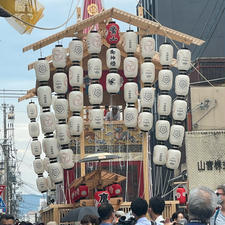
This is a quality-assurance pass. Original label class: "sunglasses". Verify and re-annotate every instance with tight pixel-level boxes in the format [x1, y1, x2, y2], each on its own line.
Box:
[216, 192, 225, 196]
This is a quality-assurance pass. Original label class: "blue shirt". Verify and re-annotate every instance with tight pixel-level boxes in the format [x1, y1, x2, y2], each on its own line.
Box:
[100, 223, 112, 225]
[136, 217, 152, 225]
[187, 223, 206, 225]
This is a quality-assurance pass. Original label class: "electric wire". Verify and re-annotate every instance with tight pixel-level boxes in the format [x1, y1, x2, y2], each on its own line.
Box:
[191, 0, 220, 56]
[136, 0, 215, 87]
[17, 138, 32, 171]
[196, 1, 225, 57]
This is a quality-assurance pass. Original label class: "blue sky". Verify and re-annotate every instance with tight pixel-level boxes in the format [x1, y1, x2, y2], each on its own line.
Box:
[0, 0, 139, 195]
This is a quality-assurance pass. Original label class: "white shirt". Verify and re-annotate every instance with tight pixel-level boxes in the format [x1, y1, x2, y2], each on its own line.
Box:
[106, 111, 120, 121]
[210, 209, 225, 225]
[155, 215, 164, 225]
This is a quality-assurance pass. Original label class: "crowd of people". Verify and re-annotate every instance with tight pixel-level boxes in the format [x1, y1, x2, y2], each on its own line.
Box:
[0, 185, 224, 225]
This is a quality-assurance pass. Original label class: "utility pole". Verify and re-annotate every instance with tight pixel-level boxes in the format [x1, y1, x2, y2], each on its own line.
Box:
[2, 103, 9, 213]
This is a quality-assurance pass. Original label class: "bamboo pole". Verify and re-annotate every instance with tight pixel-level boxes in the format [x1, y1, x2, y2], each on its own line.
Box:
[80, 49, 85, 177]
[143, 132, 150, 202]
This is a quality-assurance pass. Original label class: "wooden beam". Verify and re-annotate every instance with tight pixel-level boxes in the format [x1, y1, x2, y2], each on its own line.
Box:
[18, 90, 36, 102]
[111, 8, 204, 46]
[23, 8, 113, 52]
[23, 7, 204, 53]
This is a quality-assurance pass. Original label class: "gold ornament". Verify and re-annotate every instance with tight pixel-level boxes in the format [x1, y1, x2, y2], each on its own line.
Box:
[87, 3, 98, 16]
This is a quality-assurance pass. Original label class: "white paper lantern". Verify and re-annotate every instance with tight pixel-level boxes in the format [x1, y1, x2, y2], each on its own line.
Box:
[124, 30, 137, 53]
[36, 176, 48, 193]
[59, 149, 74, 170]
[175, 75, 190, 96]
[106, 72, 121, 94]
[43, 157, 50, 173]
[177, 48, 191, 71]
[69, 65, 83, 87]
[159, 43, 173, 66]
[53, 98, 68, 120]
[42, 137, 59, 159]
[172, 100, 187, 121]
[31, 140, 42, 156]
[157, 95, 172, 116]
[27, 102, 38, 119]
[88, 57, 102, 80]
[48, 161, 64, 184]
[155, 120, 170, 141]
[158, 69, 173, 91]
[56, 124, 70, 145]
[52, 45, 67, 69]
[40, 112, 56, 134]
[86, 31, 101, 54]
[138, 112, 153, 131]
[124, 56, 138, 78]
[106, 48, 121, 69]
[140, 88, 155, 109]
[153, 145, 168, 165]
[33, 159, 44, 175]
[37, 86, 52, 108]
[28, 122, 40, 138]
[166, 149, 181, 170]
[124, 107, 138, 128]
[88, 84, 103, 105]
[53, 72, 68, 94]
[69, 91, 83, 112]
[47, 176, 56, 191]
[124, 82, 138, 103]
[169, 125, 185, 147]
[141, 35, 155, 59]
[34, 58, 50, 82]
[69, 116, 83, 136]
[89, 108, 104, 130]
[69, 38, 83, 62]
[141, 62, 155, 84]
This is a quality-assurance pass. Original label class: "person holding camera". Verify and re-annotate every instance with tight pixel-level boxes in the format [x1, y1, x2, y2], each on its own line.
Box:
[131, 198, 152, 225]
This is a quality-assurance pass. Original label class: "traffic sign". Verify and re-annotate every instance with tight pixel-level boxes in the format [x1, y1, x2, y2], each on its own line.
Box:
[0, 185, 6, 196]
[0, 197, 6, 209]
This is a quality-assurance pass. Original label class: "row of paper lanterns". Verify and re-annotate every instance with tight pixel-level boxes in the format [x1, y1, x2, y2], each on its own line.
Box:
[29, 25, 191, 194]
[120, 29, 191, 170]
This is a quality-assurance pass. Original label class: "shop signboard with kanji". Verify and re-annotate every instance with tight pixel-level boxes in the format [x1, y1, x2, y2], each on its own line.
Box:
[185, 130, 225, 190]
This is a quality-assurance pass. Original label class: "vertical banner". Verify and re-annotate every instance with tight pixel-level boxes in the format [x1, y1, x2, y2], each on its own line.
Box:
[185, 130, 225, 190]
[82, 0, 103, 33]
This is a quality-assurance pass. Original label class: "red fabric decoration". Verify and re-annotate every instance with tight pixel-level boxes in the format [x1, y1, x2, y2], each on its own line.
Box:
[176, 187, 186, 204]
[79, 185, 89, 198]
[94, 190, 110, 207]
[106, 184, 122, 197]
[71, 185, 88, 202]
[82, 0, 103, 33]
[106, 22, 120, 45]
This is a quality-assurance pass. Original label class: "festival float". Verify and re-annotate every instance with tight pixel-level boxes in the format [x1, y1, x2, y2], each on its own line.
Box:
[20, 0, 204, 224]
